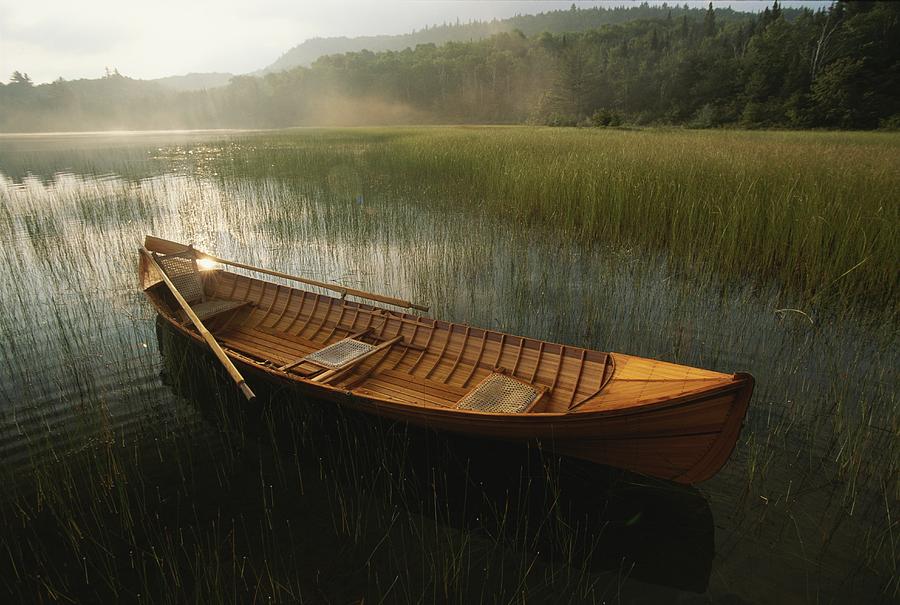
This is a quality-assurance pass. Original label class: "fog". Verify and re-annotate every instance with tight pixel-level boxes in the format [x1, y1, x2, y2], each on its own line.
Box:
[1, 0, 825, 84]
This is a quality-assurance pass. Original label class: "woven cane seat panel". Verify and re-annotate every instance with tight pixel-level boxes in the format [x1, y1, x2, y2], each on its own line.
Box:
[457, 373, 539, 414]
[303, 338, 375, 369]
[157, 253, 204, 303]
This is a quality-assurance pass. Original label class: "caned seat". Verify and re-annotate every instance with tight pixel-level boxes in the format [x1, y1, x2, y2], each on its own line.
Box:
[457, 373, 543, 414]
[154, 248, 248, 324]
[302, 337, 376, 369]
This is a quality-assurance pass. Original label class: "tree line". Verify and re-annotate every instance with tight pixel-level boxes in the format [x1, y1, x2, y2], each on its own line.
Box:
[1, 2, 897, 132]
[262, 2, 768, 73]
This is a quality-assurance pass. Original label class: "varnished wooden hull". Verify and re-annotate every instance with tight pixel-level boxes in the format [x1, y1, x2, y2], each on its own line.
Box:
[140, 238, 754, 484]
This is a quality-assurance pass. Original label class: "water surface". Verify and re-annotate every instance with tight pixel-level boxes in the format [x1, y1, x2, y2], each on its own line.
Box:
[0, 130, 895, 603]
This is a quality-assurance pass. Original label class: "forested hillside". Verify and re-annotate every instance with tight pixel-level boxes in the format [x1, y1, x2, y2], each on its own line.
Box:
[2, 2, 897, 131]
[261, 3, 771, 73]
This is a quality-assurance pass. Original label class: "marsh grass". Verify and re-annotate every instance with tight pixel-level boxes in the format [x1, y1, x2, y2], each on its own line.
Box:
[0, 127, 896, 603]
[180, 127, 900, 306]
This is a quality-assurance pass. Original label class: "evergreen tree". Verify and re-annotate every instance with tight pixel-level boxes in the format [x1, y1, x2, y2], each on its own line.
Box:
[704, 2, 717, 36]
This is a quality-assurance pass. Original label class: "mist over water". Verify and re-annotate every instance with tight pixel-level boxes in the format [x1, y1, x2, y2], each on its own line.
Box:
[0, 130, 896, 602]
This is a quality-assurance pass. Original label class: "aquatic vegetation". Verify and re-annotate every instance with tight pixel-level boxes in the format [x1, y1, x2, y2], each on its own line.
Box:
[0, 128, 896, 603]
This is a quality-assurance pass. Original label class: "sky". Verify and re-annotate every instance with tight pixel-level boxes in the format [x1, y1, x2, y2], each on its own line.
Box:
[1, 0, 830, 84]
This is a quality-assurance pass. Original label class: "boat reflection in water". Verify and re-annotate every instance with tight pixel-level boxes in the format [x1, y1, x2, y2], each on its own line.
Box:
[157, 319, 715, 595]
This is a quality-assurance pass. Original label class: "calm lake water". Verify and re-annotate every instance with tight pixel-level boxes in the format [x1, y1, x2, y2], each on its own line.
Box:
[0, 130, 896, 603]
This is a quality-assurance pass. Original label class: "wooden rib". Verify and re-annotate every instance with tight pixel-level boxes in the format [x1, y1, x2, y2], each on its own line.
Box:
[281, 290, 310, 334]
[235, 274, 253, 304]
[529, 342, 545, 384]
[319, 302, 349, 342]
[510, 337, 526, 377]
[250, 278, 266, 306]
[408, 321, 438, 373]
[549, 345, 565, 391]
[441, 325, 471, 384]
[569, 354, 615, 411]
[460, 330, 489, 387]
[567, 349, 588, 407]
[305, 296, 337, 341]
[225, 272, 240, 299]
[326, 305, 358, 343]
[389, 321, 421, 370]
[423, 325, 454, 380]
[292, 293, 322, 336]
[357, 308, 377, 335]
[490, 334, 507, 370]
[342, 321, 405, 389]
[372, 311, 392, 339]
[266, 287, 295, 329]
[254, 283, 281, 328]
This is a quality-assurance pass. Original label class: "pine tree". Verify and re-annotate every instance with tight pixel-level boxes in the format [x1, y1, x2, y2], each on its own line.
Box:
[9, 71, 32, 86]
[704, 2, 717, 37]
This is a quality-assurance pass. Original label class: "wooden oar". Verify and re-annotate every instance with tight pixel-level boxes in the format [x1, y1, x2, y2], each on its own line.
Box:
[144, 235, 429, 312]
[140, 247, 256, 401]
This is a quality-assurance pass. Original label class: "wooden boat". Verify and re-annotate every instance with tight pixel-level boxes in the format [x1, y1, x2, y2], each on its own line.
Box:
[139, 235, 754, 484]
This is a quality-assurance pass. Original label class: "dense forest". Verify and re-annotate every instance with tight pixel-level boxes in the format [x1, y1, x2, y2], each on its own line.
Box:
[261, 2, 775, 73]
[1, 2, 897, 131]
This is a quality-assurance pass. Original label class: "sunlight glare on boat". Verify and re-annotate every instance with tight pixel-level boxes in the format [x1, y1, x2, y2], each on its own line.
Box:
[197, 258, 218, 271]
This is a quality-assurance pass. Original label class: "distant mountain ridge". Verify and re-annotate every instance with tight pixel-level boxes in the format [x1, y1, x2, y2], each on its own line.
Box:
[260, 4, 770, 74]
[152, 72, 234, 92]
[260, 22, 508, 74]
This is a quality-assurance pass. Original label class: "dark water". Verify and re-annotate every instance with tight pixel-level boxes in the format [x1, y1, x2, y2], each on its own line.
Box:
[0, 131, 896, 603]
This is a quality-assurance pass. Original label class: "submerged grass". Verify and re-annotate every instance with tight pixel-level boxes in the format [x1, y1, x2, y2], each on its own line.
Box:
[0, 127, 896, 603]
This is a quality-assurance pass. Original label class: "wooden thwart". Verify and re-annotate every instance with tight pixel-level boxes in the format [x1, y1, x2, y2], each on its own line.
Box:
[277, 328, 374, 372]
[311, 336, 403, 384]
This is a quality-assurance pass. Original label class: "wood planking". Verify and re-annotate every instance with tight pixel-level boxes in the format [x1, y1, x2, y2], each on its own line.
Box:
[460, 330, 489, 387]
[246, 276, 576, 373]
[389, 320, 421, 370]
[439, 325, 471, 384]
[292, 296, 601, 408]
[554, 432, 719, 479]
[293, 293, 324, 337]
[266, 286, 295, 330]
[254, 283, 281, 328]
[205, 271, 724, 413]
[280, 289, 310, 334]
[212, 273, 430, 358]
[216, 329, 466, 409]
[306, 296, 338, 341]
